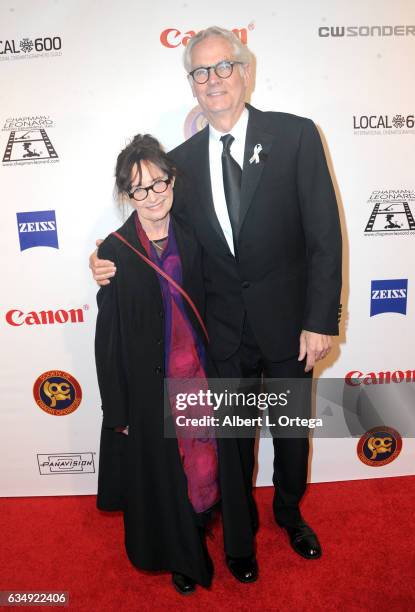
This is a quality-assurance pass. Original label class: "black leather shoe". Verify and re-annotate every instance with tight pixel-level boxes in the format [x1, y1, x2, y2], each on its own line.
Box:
[226, 555, 258, 583]
[278, 521, 322, 559]
[172, 572, 196, 595]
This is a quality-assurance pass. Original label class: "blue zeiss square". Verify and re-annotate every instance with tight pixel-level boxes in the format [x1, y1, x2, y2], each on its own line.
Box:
[16, 210, 59, 250]
[370, 279, 408, 316]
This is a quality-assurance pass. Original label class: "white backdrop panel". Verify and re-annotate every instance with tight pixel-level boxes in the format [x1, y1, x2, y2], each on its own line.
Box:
[1, 0, 414, 496]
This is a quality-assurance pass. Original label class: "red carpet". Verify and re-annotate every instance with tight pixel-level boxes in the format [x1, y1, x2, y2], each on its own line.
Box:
[1, 477, 414, 611]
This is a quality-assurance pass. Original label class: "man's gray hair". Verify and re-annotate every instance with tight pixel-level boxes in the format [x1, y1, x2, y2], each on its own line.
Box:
[183, 26, 251, 73]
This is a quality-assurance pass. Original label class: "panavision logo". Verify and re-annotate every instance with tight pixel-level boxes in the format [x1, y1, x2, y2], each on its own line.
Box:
[6, 306, 88, 326]
[33, 370, 82, 416]
[353, 114, 414, 136]
[364, 190, 415, 236]
[0, 36, 62, 61]
[319, 25, 415, 38]
[357, 427, 402, 467]
[3, 116, 58, 166]
[160, 23, 254, 47]
[345, 368, 415, 386]
[37, 453, 95, 475]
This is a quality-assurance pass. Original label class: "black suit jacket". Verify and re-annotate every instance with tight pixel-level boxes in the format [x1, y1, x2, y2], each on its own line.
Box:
[169, 104, 342, 362]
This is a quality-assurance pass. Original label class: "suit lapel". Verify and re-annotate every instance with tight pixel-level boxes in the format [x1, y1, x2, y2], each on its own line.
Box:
[239, 105, 274, 233]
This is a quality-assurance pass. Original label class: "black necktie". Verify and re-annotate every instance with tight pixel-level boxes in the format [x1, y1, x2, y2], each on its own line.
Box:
[220, 134, 241, 244]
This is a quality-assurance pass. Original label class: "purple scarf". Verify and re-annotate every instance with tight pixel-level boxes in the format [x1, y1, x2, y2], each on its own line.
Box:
[135, 213, 219, 514]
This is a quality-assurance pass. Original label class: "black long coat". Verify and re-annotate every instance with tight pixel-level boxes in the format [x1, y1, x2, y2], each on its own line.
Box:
[95, 210, 212, 587]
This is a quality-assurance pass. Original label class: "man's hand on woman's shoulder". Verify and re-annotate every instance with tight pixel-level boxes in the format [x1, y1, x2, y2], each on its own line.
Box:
[89, 239, 117, 286]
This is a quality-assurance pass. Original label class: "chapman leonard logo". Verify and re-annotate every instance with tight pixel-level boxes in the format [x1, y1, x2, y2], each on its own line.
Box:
[2, 116, 58, 165]
[319, 25, 415, 38]
[370, 279, 408, 316]
[353, 114, 414, 136]
[357, 427, 402, 467]
[37, 453, 95, 475]
[16, 211, 58, 250]
[5, 306, 88, 326]
[0, 36, 62, 61]
[33, 370, 82, 416]
[364, 190, 415, 236]
[160, 23, 254, 47]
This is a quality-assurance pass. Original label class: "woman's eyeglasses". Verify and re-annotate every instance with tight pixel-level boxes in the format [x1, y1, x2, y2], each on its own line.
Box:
[129, 177, 171, 202]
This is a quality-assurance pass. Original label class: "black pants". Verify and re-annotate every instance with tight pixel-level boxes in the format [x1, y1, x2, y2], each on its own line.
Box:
[214, 316, 312, 558]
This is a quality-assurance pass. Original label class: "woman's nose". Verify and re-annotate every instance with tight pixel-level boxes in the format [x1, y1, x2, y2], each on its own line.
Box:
[146, 187, 158, 203]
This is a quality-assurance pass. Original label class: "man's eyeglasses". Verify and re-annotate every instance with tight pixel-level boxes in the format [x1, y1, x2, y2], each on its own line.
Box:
[188, 60, 244, 85]
[129, 177, 171, 202]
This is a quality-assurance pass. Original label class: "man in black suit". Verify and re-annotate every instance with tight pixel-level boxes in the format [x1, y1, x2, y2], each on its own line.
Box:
[91, 26, 342, 584]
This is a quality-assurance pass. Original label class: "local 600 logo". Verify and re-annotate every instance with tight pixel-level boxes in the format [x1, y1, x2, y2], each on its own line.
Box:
[353, 114, 415, 136]
[0, 36, 62, 60]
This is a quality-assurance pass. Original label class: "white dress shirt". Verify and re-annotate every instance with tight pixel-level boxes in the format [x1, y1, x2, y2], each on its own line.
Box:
[208, 108, 249, 255]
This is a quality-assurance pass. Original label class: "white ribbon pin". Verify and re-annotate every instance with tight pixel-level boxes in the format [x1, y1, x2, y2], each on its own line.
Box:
[249, 143, 263, 164]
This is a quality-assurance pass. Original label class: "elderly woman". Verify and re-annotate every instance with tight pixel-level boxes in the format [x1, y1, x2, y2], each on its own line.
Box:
[95, 134, 219, 594]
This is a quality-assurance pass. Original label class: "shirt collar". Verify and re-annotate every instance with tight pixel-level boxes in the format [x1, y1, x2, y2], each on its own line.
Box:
[209, 107, 249, 143]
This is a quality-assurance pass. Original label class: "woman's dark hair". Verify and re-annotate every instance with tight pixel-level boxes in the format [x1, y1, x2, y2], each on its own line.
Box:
[115, 134, 176, 195]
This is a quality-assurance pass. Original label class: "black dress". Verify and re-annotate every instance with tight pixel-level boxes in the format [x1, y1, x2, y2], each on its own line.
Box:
[95, 211, 212, 587]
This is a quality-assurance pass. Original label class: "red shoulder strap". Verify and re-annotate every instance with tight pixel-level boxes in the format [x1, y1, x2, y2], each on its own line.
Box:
[112, 231, 209, 342]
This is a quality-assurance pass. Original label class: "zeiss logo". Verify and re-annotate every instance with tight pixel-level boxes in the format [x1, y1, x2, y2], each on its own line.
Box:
[16, 210, 58, 250]
[370, 279, 408, 316]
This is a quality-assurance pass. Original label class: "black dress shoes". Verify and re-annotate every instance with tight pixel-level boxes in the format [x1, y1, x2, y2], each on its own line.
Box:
[278, 520, 322, 559]
[226, 555, 258, 583]
[172, 572, 196, 595]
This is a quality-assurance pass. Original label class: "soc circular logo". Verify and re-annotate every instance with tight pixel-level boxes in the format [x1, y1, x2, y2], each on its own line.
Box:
[33, 370, 82, 416]
[357, 426, 402, 467]
[184, 105, 208, 139]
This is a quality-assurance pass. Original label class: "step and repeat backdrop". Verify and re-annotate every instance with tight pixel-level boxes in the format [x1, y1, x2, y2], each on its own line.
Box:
[1, 0, 414, 496]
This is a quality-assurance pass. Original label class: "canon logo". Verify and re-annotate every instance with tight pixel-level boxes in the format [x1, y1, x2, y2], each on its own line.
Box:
[345, 369, 415, 386]
[6, 308, 85, 326]
[160, 27, 248, 48]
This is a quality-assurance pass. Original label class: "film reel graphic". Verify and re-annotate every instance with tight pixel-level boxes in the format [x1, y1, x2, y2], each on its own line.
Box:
[365, 201, 415, 233]
[3, 129, 58, 162]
